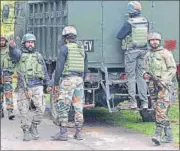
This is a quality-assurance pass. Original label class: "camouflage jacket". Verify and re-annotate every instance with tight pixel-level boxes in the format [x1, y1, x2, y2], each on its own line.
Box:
[144, 46, 177, 85]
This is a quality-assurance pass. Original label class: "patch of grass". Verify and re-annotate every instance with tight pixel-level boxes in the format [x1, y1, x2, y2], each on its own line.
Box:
[84, 101, 179, 147]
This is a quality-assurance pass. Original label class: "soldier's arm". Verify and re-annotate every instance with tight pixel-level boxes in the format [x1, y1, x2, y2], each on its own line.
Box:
[38, 53, 50, 85]
[84, 52, 88, 79]
[53, 45, 68, 86]
[141, 51, 150, 77]
[116, 22, 131, 40]
[162, 50, 177, 83]
[9, 44, 21, 64]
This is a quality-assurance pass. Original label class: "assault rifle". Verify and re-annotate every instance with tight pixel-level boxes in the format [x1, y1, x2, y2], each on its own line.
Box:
[146, 72, 169, 92]
[16, 71, 36, 109]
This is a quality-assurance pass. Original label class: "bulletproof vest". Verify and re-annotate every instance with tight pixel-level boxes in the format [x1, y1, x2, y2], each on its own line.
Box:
[63, 43, 85, 75]
[0, 47, 14, 71]
[17, 52, 44, 79]
[146, 47, 168, 77]
[123, 16, 148, 50]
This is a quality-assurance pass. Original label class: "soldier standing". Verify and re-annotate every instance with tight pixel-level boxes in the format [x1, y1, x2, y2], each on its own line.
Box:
[8, 33, 50, 141]
[143, 32, 177, 145]
[116, 1, 149, 109]
[50, 25, 88, 141]
[0, 35, 15, 120]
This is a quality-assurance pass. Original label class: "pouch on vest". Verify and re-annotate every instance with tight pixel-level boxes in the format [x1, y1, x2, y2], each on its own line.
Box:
[128, 16, 148, 48]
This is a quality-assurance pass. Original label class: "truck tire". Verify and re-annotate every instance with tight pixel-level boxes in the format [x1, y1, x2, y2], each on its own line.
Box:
[139, 109, 155, 122]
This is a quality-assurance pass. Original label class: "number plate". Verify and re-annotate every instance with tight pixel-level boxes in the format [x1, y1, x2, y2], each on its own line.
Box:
[78, 40, 94, 52]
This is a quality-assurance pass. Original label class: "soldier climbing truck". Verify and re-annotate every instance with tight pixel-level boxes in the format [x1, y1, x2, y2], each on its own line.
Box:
[1, 1, 179, 122]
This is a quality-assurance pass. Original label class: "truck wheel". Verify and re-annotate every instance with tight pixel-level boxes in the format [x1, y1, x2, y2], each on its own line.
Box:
[139, 109, 155, 122]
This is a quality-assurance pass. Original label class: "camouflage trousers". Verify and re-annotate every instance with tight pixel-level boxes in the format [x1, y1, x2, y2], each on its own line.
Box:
[154, 88, 171, 128]
[0, 75, 13, 112]
[17, 86, 45, 129]
[52, 76, 84, 127]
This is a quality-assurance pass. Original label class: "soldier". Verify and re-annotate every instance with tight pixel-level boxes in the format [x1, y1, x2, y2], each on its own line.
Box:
[50, 25, 88, 141]
[8, 33, 50, 141]
[143, 32, 177, 145]
[116, 1, 149, 109]
[0, 35, 15, 120]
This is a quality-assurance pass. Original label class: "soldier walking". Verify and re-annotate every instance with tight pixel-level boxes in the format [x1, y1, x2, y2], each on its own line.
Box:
[50, 26, 88, 141]
[143, 32, 177, 145]
[9, 33, 50, 141]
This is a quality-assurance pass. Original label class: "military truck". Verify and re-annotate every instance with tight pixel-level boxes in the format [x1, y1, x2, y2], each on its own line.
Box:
[2, 1, 179, 121]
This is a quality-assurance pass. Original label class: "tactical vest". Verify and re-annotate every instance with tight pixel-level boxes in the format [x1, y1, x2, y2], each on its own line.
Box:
[63, 43, 85, 75]
[16, 52, 44, 79]
[0, 47, 14, 71]
[146, 48, 168, 77]
[122, 16, 148, 50]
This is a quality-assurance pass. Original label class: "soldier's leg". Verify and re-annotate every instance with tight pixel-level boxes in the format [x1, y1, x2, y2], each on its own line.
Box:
[161, 103, 173, 143]
[4, 79, 15, 120]
[72, 82, 84, 140]
[124, 50, 138, 108]
[136, 50, 148, 109]
[17, 89, 31, 141]
[51, 78, 73, 141]
[0, 86, 4, 118]
[30, 86, 45, 140]
[152, 97, 171, 145]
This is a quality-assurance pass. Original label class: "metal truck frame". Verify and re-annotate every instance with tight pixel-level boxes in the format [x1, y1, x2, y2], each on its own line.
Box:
[1, 1, 179, 122]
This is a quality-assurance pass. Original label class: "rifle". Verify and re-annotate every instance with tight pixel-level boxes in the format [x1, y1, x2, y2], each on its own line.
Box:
[146, 72, 169, 92]
[16, 71, 30, 98]
[16, 71, 36, 109]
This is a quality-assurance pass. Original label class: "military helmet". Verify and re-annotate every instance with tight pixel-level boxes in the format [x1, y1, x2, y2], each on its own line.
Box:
[21, 33, 36, 44]
[62, 26, 77, 36]
[127, 1, 142, 14]
[0, 35, 8, 42]
[148, 32, 162, 41]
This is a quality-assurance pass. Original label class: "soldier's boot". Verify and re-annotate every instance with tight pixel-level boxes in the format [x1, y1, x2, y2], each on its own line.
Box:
[161, 126, 173, 143]
[130, 103, 138, 109]
[51, 127, 68, 141]
[119, 101, 137, 109]
[8, 110, 15, 120]
[23, 129, 31, 141]
[152, 127, 163, 145]
[74, 127, 83, 140]
[29, 123, 39, 140]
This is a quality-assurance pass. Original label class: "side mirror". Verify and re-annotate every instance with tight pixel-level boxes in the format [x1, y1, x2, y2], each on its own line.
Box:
[2, 5, 10, 19]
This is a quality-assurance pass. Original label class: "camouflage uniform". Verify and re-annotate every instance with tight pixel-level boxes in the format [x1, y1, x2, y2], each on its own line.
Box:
[9, 33, 49, 141]
[144, 46, 177, 145]
[51, 26, 88, 141]
[17, 86, 45, 129]
[0, 44, 15, 120]
[53, 76, 84, 127]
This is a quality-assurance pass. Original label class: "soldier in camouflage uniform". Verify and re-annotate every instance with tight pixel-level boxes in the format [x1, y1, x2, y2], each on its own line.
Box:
[0, 35, 15, 120]
[9, 33, 50, 141]
[50, 26, 88, 141]
[143, 32, 177, 145]
[116, 1, 149, 109]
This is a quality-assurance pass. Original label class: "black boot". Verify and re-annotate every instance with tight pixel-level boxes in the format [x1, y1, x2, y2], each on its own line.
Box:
[152, 127, 163, 145]
[74, 127, 83, 140]
[29, 123, 39, 140]
[162, 126, 173, 143]
[8, 110, 15, 120]
[51, 127, 68, 141]
[23, 129, 31, 141]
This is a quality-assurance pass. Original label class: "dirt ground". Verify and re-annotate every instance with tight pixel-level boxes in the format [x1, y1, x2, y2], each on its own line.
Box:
[1, 108, 178, 150]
